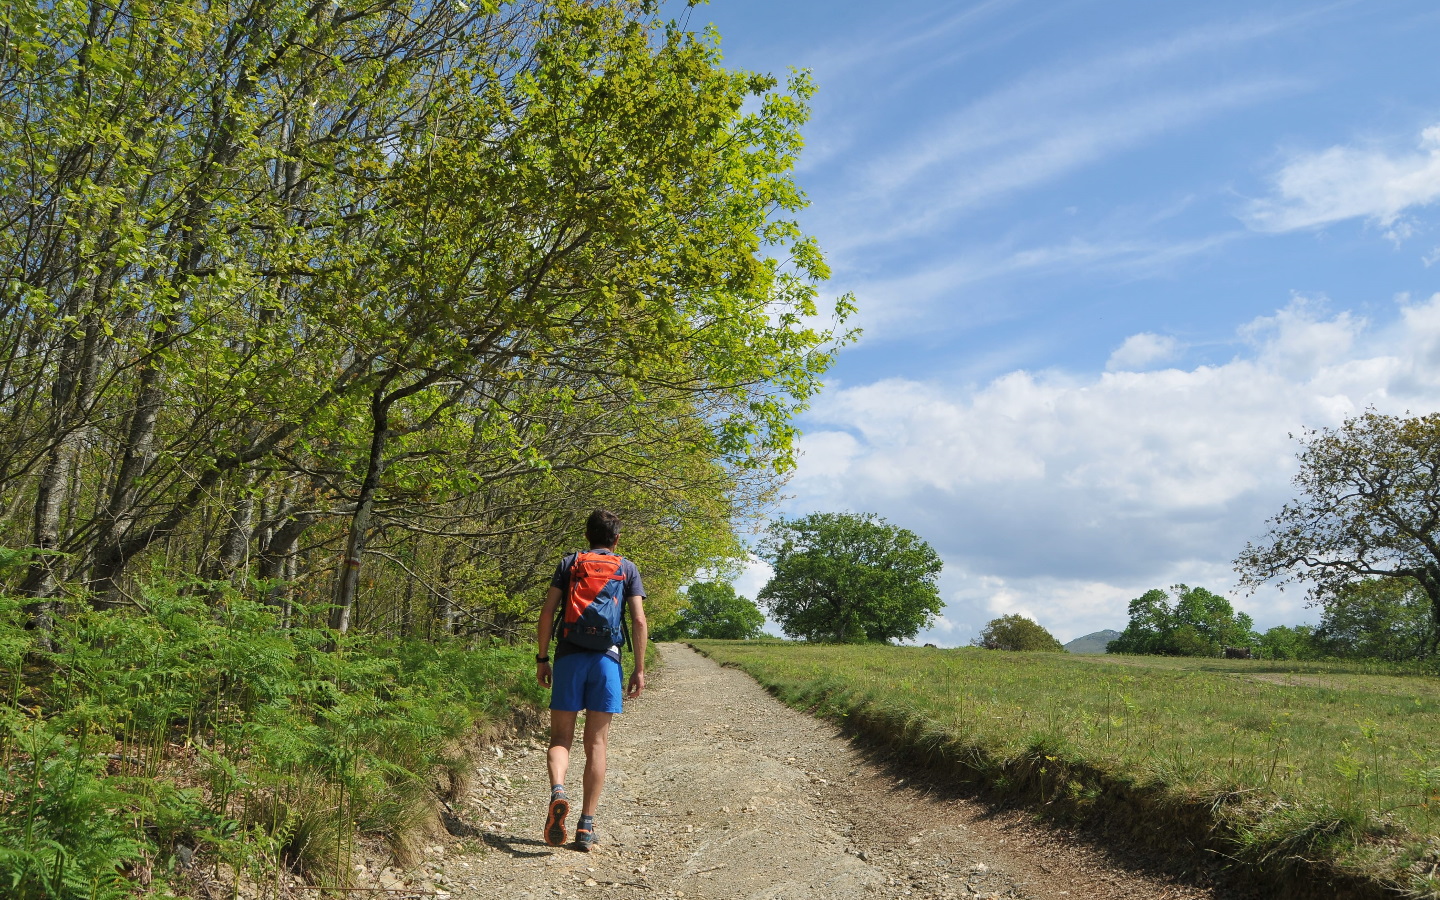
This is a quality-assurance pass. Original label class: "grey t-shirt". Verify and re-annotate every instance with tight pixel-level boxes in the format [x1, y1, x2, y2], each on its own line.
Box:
[551, 549, 644, 660]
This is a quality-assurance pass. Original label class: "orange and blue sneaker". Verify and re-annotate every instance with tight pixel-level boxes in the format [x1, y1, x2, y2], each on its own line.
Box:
[543, 786, 569, 847]
[574, 814, 597, 852]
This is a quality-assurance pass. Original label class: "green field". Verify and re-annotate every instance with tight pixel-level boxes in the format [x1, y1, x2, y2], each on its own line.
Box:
[692, 641, 1440, 897]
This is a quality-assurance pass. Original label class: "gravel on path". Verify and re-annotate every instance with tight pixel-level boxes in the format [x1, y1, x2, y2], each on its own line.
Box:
[403, 643, 1231, 900]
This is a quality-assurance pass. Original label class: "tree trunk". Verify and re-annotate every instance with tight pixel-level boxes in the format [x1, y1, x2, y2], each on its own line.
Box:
[206, 473, 256, 587]
[22, 284, 107, 629]
[434, 544, 459, 638]
[330, 390, 391, 634]
[260, 493, 314, 613]
[89, 357, 166, 606]
[1423, 566, 1440, 658]
[399, 573, 415, 638]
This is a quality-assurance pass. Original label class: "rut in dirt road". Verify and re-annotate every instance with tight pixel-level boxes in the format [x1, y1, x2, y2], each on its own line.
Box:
[417, 643, 1230, 900]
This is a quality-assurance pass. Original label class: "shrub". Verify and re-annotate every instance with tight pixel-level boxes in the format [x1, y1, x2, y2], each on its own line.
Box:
[974, 614, 1064, 652]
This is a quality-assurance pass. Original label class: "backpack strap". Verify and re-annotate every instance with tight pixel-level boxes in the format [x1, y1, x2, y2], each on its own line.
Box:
[552, 550, 580, 644]
[620, 592, 631, 657]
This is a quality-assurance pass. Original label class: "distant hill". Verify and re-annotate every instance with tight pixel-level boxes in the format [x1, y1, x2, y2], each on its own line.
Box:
[1064, 629, 1122, 654]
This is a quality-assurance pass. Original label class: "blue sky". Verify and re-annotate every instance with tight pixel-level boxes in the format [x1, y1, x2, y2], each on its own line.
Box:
[698, 1, 1440, 643]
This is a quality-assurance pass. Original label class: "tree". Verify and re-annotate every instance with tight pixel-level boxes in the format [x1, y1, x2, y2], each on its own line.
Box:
[1258, 625, 1320, 660]
[1106, 584, 1257, 656]
[1107, 589, 1173, 654]
[1313, 578, 1431, 661]
[0, 0, 854, 639]
[756, 512, 943, 643]
[973, 615, 1063, 652]
[655, 582, 765, 641]
[1237, 411, 1440, 656]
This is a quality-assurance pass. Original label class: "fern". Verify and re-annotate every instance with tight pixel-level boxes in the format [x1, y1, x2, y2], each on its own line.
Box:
[0, 573, 543, 897]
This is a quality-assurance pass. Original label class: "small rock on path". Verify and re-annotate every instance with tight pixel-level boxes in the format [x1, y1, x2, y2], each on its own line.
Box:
[424, 644, 1228, 900]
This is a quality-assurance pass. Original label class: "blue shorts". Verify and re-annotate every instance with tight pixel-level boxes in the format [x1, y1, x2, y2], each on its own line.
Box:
[550, 651, 624, 714]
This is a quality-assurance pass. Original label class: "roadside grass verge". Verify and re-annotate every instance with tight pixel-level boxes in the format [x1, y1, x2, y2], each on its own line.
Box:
[0, 581, 546, 899]
[692, 641, 1440, 899]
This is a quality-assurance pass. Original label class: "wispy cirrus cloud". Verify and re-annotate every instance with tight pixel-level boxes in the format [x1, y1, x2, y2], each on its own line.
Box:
[820, 18, 1309, 254]
[862, 17, 1298, 194]
[847, 231, 1240, 341]
[1244, 124, 1440, 234]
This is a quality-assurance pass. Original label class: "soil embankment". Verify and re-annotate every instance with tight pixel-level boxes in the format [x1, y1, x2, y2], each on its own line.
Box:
[404, 644, 1227, 899]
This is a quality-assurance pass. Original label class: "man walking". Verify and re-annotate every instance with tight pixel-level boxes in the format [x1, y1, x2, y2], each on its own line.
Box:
[535, 509, 647, 851]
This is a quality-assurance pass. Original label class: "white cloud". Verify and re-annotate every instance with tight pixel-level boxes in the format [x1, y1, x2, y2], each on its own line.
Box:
[1245, 124, 1440, 233]
[731, 554, 774, 603]
[790, 294, 1440, 643]
[1107, 332, 1180, 371]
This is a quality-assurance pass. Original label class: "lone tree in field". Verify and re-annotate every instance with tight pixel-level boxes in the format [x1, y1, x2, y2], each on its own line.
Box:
[757, 512, 943, 643]
[1236, 411, 1440, 656]
[974, 614, 1064, 652]
[656, 582, 766, 640]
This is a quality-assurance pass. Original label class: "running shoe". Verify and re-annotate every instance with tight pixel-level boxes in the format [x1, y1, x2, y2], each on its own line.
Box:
[574, 820, 598, 852]
[543, 789, 570, 847]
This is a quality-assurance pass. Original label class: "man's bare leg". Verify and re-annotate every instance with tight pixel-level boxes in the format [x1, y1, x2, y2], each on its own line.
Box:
[581, 711, 613, 816]
[544, 710, 579, 846]
[548, 710, 579, 787]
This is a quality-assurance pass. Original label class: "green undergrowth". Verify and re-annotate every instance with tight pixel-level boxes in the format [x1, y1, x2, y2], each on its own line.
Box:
[692, 641, 1440, 899]
[0, 581, 546, 900]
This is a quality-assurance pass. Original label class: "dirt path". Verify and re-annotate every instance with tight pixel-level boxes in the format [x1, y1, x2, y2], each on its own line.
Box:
[401, 644, 1231, 900]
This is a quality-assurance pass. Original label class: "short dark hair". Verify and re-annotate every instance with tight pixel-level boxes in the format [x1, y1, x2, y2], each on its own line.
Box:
[585, 509, 621, 548]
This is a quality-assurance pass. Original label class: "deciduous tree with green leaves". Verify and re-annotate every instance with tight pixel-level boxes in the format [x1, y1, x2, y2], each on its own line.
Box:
[1314, 578, 1432, 661]
[655, 581, 765, 640]
[0, 0, 853, 635]
[757, 512, 943, 643]
[1236, 411, 1440, 656]
[1106, 584, 1256, 656]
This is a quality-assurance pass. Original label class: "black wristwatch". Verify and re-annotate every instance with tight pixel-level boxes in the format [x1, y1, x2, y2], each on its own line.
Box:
[536, 654, 549, 663]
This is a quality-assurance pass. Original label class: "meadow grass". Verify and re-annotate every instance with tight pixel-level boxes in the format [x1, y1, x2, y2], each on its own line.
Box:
[693, 641, 1440, 897]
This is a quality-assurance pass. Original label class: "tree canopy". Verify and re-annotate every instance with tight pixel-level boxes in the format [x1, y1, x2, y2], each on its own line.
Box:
[1236, 411, 1440, 656]
[1255, 580, 1429, 662]
[654, 581, 766, 641]
[1312, 578, 1431, 660]
[1257, 625, 1320, 661]
[1107, 585, 1257, 657]
[0, 0, 853, 637]
[756, 512, 943, 643]
[974, 614, 1064, 652]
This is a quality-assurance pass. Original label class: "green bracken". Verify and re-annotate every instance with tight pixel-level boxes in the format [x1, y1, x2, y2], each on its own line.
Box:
[694, 640, 1440, 897]
[0, 581, 545, 899]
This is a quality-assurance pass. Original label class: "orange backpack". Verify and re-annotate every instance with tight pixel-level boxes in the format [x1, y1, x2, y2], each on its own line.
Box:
[559, 551, 629, 651]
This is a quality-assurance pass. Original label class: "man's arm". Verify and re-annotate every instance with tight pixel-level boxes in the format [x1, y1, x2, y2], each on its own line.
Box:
[536, 585, 562, 687]
[627, 595, 648, 698]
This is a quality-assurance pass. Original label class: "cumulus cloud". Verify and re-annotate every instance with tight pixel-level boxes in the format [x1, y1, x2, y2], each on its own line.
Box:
[790, 295, 1440, 643]
[1245, 124, 1440, 233]
[1106, 332, 1180, 371]
[732, 555, 774, 604]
